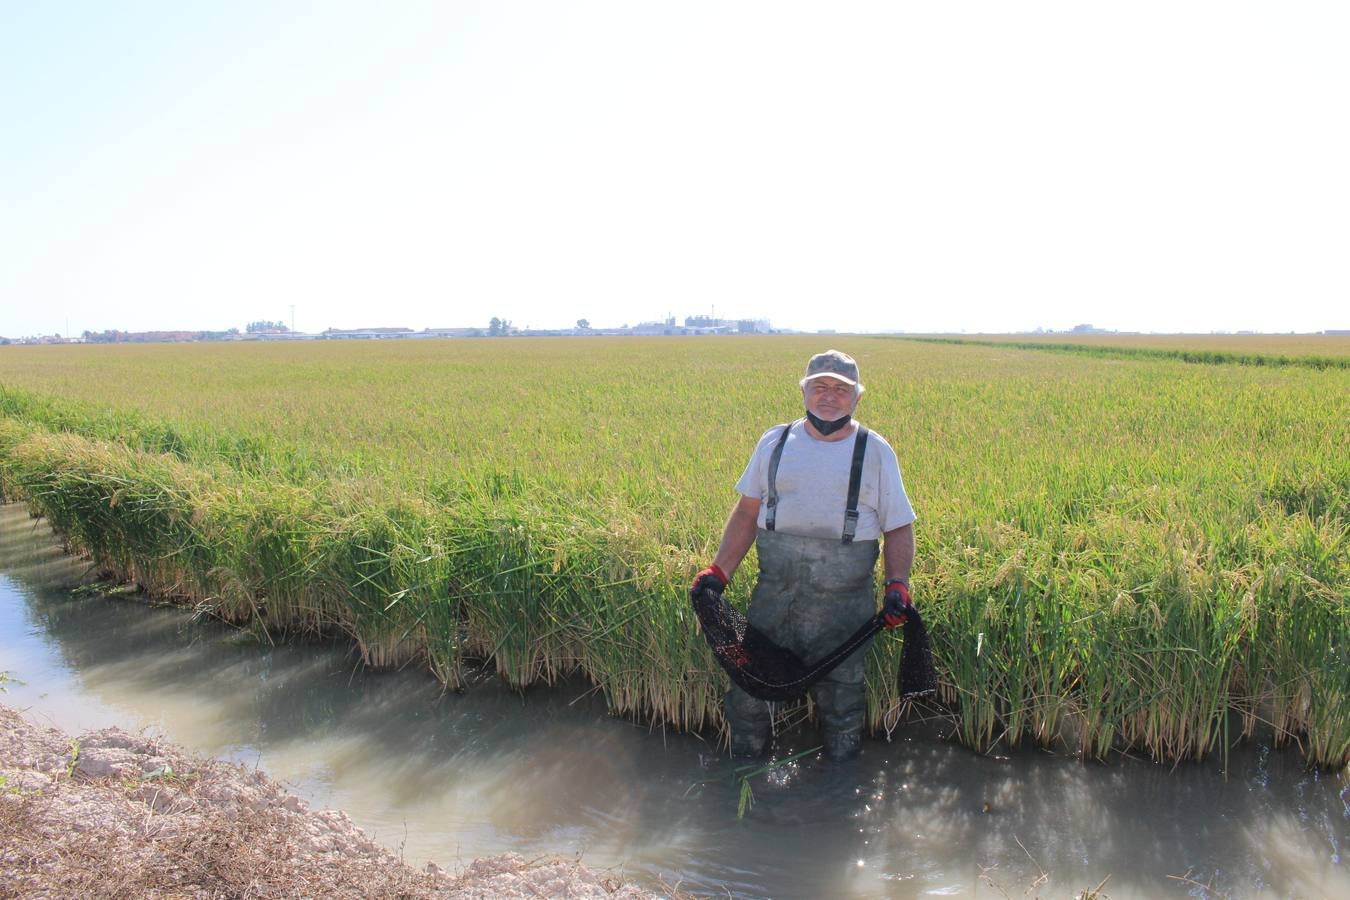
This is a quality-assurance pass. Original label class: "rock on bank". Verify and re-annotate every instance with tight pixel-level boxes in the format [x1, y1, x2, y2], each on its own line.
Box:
[0, 704, 655, 898]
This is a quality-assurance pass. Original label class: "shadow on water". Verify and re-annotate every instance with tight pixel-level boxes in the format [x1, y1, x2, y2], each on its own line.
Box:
[1, 503, 1346, 899]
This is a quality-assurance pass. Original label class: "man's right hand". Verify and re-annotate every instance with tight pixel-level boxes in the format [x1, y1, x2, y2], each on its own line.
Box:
[691, 564, 729, 597]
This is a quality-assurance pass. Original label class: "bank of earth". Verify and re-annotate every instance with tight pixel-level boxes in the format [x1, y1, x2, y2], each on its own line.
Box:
[0, 704, 658, 898]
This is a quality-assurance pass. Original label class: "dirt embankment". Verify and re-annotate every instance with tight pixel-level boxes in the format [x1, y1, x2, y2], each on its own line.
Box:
[0, 705, 657, 898]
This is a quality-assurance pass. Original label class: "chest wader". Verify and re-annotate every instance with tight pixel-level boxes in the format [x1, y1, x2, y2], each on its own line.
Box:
[725, 423, 879, 761]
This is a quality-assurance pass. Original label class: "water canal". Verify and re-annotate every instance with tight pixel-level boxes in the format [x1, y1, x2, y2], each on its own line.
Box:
[1, 503, 1345, 898]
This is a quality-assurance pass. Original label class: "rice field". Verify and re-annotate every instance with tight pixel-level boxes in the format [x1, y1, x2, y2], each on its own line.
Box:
[934, 332, 1350, 358]
[0, 335, 1346, 767]
[911, 334, 1350, 370]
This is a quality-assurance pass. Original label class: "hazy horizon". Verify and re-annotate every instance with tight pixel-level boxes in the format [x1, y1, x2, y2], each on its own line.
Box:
[8, 321, 1346, 341]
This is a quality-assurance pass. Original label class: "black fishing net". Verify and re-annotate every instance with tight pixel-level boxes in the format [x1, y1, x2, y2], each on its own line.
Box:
[691, 585, 938, 702]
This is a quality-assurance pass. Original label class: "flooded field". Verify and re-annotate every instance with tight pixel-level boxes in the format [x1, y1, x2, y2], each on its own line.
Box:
[1, 504, 1346, 898]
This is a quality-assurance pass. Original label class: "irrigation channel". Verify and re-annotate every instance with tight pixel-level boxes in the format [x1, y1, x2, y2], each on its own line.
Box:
[1, 504, 1346, 899]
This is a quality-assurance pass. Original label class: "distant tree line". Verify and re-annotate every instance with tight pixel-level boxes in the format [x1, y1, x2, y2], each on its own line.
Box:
[81, 329, 240, 343]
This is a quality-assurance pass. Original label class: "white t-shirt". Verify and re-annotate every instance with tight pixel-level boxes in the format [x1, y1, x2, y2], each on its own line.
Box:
[735, 420, 917, 541]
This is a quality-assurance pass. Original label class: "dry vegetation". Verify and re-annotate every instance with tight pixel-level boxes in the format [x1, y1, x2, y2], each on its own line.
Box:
[0, 705, 653, 898]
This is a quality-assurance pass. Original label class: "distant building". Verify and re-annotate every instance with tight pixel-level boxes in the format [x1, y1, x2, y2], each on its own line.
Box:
[680, 315, 739, 335]
[322, 327, 417, 340]
[253, 331, 318, 340]
[422, 327, 483, 338]
[633, 321, 684, 335]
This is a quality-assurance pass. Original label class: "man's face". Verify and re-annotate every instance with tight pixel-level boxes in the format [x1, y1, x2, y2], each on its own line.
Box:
[803, 375, 858, 421]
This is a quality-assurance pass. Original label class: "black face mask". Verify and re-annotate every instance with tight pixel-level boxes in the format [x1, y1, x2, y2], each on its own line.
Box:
[806, 409, 852, 435]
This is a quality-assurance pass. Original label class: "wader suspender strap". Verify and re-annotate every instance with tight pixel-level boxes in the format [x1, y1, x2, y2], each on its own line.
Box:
[842, 425, 870, 544]
[764, 422, 871, 543]
[763, 420, 797, 532]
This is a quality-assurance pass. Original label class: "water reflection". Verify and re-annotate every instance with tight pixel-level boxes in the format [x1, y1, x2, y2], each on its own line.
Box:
[1, 503, 1345, 898]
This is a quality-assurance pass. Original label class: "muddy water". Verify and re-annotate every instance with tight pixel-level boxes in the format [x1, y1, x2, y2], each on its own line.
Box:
[1, 504, 1345, 899]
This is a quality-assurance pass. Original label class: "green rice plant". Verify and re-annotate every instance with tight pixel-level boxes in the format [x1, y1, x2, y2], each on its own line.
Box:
[0, 336, 1345, 767]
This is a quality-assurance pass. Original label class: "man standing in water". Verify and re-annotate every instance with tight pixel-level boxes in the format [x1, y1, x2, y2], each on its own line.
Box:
[693, 350, 917, 761]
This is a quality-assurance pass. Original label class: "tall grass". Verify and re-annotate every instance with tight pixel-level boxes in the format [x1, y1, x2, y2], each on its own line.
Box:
[0, 336, 1345, 767]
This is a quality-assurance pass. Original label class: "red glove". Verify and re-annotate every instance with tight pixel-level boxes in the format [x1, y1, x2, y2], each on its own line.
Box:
[882, 579, 913, 629]
[691, 564, 729, 597]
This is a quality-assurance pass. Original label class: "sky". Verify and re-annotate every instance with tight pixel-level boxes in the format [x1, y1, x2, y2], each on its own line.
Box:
[2, 1, 1346, 338]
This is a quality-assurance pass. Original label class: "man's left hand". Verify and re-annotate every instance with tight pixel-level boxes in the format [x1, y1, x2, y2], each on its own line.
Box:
[882, 580, 913, 629]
